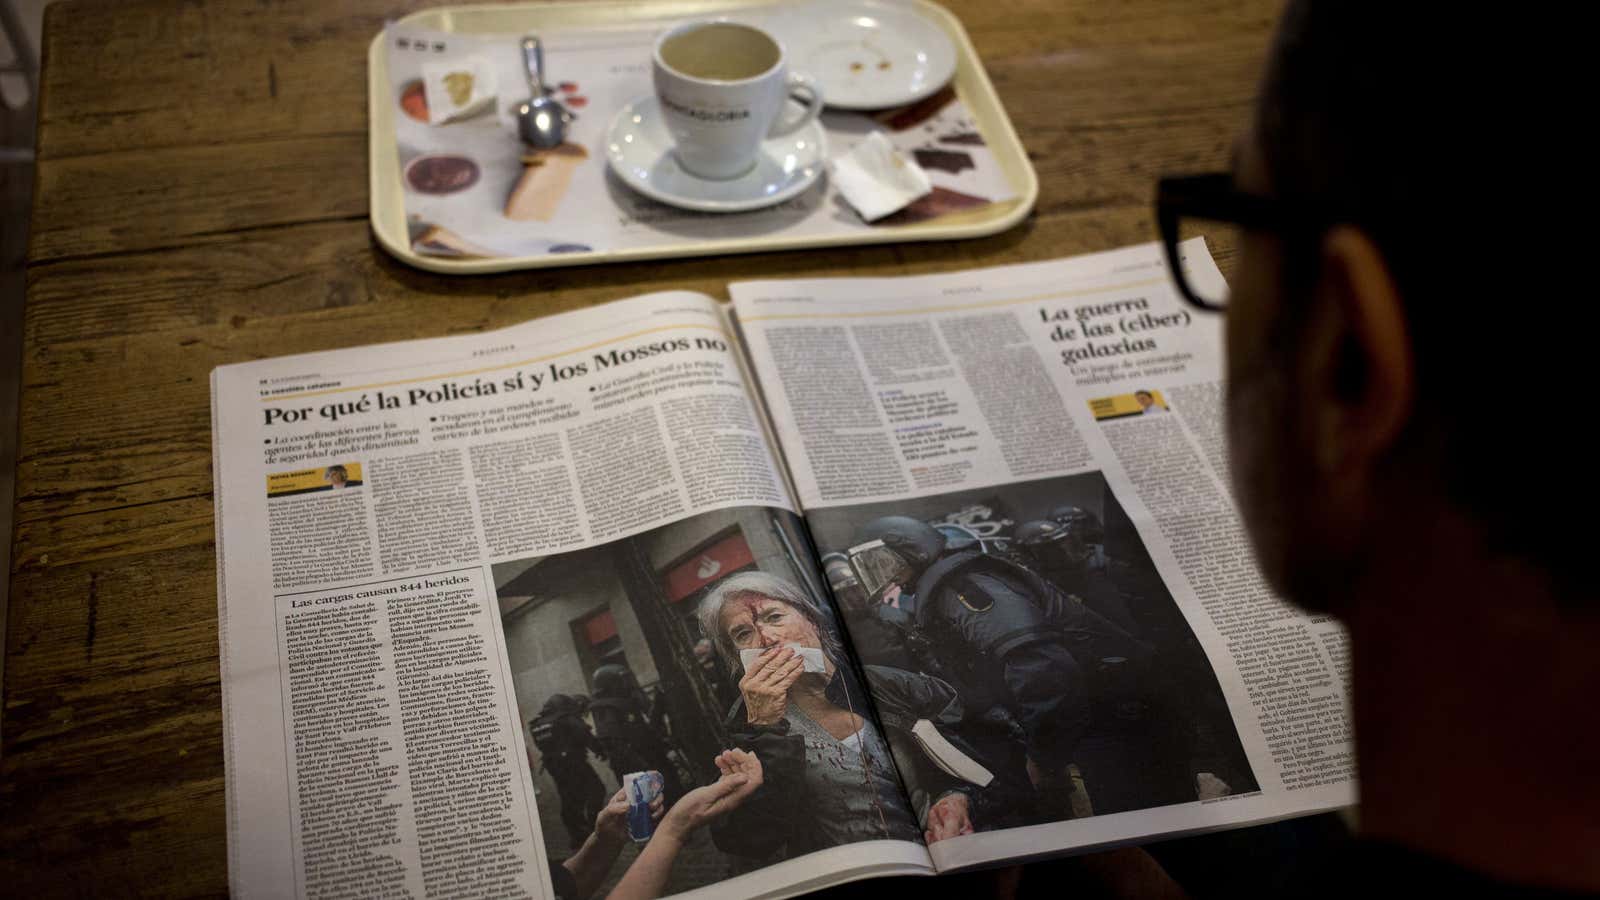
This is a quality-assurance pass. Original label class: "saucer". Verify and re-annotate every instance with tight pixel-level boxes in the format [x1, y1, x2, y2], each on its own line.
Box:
[781, 0, 958, 111]
[604, 96, 827, 214]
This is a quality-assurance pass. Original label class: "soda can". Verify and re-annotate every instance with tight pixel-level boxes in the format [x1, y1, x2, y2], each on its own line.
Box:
[623, 770, 664, 842]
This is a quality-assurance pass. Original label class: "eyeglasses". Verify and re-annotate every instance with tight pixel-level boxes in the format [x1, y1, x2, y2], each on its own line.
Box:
[1156, 173, 1306, 312]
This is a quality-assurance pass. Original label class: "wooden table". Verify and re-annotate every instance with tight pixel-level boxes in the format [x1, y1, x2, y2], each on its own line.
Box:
[2, 0, 1276, 892]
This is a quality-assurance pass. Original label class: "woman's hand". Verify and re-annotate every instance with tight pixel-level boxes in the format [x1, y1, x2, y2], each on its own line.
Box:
[659, 750, 764, 840]
[594, 781, 663, 845]
[739, 646, 805, 726]
[924, 791, 974, 843]
[712, 747, 764, 787]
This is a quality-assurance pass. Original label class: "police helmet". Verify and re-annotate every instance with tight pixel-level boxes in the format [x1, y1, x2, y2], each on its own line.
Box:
[822, 553, 857, 590]
[822, 552, 871, 611]
[1014, 519, 1066, 547]
[591, 663, 636, 698]
[1049, 505, 1105, 543]
[847, 516, 946, 599]
[539, 693, 579, 716]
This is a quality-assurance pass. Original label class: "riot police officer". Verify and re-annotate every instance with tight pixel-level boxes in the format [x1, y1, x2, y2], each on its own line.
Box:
[589, 664, 686, 803]
[1014, 516, 1141, 637]
[529, 694, 608, 847]
[1048, 506, 1109, 568]
[1026, 509, 1243, 814]
[847, 515, 1152, 818]
[822, 552, 921, 671]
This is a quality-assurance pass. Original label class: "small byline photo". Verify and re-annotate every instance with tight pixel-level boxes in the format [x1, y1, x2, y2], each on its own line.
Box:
[263, 462, 365, 498]
[1087, 388, 1170, 421]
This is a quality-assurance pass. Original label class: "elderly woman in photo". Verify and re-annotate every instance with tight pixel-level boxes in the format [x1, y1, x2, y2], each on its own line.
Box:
[695, 571, 983, 858]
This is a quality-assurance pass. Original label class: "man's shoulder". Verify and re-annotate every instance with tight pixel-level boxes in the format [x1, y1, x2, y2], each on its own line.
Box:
[954, 566, 1035, 599]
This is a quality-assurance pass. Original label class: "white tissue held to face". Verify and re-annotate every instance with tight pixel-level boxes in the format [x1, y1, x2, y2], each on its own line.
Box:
[828, 130, 934, 222]
[421, 56, 497, 125]
[740, 643, 827, 675]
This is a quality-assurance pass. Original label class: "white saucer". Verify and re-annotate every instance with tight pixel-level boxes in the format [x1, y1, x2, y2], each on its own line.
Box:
[782, 0, 958, 111]
[604, 96, 827, 214]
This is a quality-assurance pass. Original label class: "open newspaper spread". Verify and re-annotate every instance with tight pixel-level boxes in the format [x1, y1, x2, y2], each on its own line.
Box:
[212, 240, 1356, 899]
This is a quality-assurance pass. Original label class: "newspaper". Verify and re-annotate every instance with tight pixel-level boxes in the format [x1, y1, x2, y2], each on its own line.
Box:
[212, 240, 1355, 899]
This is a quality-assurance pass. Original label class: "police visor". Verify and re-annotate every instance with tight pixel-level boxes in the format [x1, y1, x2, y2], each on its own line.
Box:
[845, 540, 908, 599]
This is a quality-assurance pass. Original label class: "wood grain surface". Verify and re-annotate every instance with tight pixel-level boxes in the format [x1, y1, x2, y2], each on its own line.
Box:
[2, 0, 1279, 893]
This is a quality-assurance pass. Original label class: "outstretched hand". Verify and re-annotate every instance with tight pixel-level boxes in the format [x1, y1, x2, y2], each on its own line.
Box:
[659, 749, 764, 840]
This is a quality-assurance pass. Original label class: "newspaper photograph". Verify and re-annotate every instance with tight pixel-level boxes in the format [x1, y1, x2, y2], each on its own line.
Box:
[491, 507, 935, 899]
[210, 239, 1354, 898]
[806, 471, 1260, 833]
[729, 240, 1356, 870]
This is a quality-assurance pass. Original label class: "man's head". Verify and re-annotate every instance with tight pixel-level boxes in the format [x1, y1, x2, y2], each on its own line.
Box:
[1223, 1, 1575, 612]
[1134, 390, 1156, 410]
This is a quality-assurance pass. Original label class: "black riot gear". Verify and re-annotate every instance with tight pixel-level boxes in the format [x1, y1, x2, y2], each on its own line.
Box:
[822, 552, 871, 613]
[529, 694, 608, 846]
[1032, 509, 1104, 569]
[858, 515, 946, 570]
[910, 547, 1149, 671]
[848, 516, 947, 601]
[530, 694, 584, 755]
[1016, 518, 1142, 637]
[590, 664, 687, 802]
[839, 518, 942, 669]
[852, 516, 1156, 817]
[1049, 505, 1104, 540]
[592, 663, 642, 703]
[827, 548, 923, 670]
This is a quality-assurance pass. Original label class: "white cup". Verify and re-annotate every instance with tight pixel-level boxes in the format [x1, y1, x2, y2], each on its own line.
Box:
[652, 20, 824, 180]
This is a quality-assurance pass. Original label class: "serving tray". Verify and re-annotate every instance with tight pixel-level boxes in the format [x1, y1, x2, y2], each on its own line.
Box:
[368, 0, 1038, 273]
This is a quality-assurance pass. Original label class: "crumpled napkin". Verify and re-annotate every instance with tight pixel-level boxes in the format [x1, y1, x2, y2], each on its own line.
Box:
[830, 130, 933, 222]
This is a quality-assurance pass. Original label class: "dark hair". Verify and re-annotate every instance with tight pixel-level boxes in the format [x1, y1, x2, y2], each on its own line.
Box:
[1258, 3, 1579, 581]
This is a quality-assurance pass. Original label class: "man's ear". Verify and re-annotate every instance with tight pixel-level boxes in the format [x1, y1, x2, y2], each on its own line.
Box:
[1300, 226, 1414, 476]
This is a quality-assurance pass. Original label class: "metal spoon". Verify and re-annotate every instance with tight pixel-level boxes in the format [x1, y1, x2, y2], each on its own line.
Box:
[516, 37, 570, 148]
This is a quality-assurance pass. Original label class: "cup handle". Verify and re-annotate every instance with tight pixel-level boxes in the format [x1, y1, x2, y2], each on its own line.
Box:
[769, 72, 824, 137]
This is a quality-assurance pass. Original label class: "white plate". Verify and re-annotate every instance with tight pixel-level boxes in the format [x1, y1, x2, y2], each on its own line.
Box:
[781, 0, 959, 111]
[604, 95, 827, 213]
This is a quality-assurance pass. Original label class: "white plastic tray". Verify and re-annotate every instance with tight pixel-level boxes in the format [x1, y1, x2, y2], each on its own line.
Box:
[368, 0, 1038, 274]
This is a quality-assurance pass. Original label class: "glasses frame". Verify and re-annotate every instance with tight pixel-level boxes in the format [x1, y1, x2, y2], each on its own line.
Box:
[1156, 173, 1313, 312]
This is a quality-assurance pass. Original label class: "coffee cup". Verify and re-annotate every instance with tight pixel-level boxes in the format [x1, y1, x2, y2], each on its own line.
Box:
[653, 20, 824, 180]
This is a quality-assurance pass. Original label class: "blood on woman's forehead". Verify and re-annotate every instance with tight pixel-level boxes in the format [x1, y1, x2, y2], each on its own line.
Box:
[722, 593, 782, 629]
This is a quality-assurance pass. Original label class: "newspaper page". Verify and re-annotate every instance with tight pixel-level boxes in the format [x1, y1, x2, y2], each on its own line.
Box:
[211, 292, 932, 899]
[730, 239, 1357, 872]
